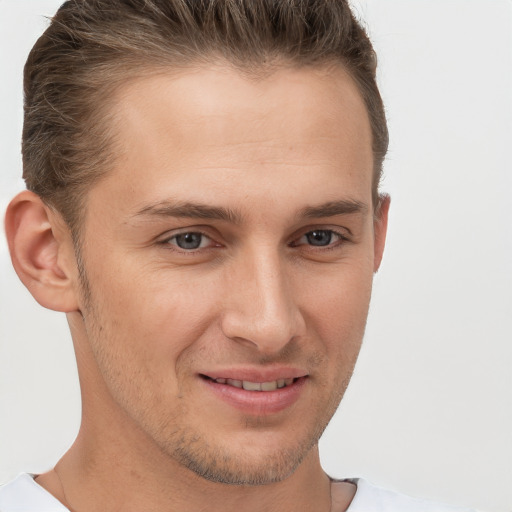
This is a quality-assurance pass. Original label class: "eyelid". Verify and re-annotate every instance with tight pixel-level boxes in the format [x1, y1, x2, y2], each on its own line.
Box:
[156, 225, 217, 242]
[290, 227, 350, 248]
[157, 227, 222, 251]
[155, 225, 350, 252]
[168, 232, 211, 249]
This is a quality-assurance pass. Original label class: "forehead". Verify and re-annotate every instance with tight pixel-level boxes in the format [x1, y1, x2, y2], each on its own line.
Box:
[89, 63, 373, 220]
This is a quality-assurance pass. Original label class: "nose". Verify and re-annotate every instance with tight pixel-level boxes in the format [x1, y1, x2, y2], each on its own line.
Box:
[220, 247, 306, 354]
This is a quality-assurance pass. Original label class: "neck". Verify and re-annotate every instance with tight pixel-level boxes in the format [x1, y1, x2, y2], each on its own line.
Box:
[38, 430, 333, 512]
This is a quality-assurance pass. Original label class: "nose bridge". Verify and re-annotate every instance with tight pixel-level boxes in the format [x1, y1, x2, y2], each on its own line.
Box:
[221, 243, 304, 352]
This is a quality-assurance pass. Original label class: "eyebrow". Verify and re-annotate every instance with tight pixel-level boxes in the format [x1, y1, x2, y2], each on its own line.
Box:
[131, 198, 367, 224]
[132, 201, 243, 224]
[299, 199, 368, 218]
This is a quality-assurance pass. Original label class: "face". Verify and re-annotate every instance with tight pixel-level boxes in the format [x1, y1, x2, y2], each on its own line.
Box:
[72, 64, 385, 485]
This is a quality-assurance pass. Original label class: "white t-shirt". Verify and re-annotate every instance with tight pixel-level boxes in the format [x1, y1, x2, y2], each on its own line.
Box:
[0, 473, 476, 512]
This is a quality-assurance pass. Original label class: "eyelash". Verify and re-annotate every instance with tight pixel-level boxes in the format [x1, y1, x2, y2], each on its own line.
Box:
[290, 229, 349, 250]
[160, 230, 219, 252]
[159, 228, 349, 253]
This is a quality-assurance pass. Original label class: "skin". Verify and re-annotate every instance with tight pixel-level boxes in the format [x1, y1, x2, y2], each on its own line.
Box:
[5, 63, 389, 512]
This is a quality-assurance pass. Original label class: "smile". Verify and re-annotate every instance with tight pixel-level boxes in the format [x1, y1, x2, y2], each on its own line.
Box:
[204, 376, 297, 391]
[200, 372, 307, 414]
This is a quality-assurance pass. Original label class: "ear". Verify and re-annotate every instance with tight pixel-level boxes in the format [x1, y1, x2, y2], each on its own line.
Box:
[4, 190, 80, 312]
[373, 193, 390, 272]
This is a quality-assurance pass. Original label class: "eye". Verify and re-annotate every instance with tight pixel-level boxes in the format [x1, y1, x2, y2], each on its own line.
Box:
[293, 229, 345, 248]
[167, 232, 212, 250]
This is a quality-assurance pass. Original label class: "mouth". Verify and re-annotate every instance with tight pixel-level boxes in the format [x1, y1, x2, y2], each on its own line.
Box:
[199, 372, 308, 414]
[200, 375, 299, 391]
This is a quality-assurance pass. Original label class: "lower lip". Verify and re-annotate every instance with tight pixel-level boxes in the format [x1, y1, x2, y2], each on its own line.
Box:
[201, 376, 307, 415]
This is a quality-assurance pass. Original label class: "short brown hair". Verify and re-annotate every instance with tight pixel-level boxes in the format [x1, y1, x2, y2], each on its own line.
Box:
[23, 0, 388, 232]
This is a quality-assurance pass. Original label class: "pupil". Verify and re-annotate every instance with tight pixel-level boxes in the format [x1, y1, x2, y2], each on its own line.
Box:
[176, 233, 202, 249]
[307, 230, 331, 246]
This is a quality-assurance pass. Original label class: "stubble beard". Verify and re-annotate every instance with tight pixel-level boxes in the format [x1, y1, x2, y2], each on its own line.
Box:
[168, 425, 319, 486]
[154, 373, 352, 486]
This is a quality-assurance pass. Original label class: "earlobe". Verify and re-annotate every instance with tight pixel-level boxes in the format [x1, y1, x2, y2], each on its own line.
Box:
[373, 194, 390, 273]
[4, 190, 79, 312]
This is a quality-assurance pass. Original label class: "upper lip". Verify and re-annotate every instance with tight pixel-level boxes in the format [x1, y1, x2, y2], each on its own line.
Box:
[199, 367, 308, 382]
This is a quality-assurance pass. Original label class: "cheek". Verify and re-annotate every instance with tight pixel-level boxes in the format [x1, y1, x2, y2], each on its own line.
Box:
[86, 253, 216, 342]
[300, 258, 373, 321]
[297, 260, 373, 360]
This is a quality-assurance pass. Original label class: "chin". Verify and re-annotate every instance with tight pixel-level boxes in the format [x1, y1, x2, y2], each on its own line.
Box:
[165, 427, 322, 486]
[175, 446, 306, 486]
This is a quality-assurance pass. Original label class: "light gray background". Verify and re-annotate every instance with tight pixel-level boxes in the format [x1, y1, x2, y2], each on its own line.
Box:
[1, 1, 511, 511]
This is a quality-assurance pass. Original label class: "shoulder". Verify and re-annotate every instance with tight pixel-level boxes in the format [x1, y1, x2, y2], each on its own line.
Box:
[346, 478, 478, 512]
[0, 473, 69, 512]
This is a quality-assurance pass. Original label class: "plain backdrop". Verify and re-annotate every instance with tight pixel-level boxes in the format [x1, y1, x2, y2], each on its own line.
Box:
[1, 1, 511, 511]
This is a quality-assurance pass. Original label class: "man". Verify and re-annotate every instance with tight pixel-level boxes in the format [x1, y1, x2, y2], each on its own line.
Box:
[0, 1, 477, 510]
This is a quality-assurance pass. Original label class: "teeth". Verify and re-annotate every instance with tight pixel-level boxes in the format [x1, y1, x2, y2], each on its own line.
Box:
[214, 377, 296, 391]
[243, 381, 261, 391]
[261, 381, 277, 391]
